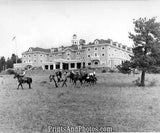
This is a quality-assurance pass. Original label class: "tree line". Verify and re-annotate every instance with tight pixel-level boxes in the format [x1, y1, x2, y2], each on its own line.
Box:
[0, 54, 21, 72]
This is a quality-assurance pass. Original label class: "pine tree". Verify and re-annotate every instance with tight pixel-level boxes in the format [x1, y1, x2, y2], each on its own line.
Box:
[129, 17, 160, 86]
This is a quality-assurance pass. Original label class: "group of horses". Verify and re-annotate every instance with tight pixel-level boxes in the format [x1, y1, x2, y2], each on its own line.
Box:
[13, 69, 97, 90]
[49, 70, 97, 88]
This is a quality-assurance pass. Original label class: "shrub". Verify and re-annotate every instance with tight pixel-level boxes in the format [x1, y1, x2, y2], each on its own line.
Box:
[102, 69, 106, 73]
[132, 77, 141, 86]
[6, 69, 15, 74]
[149, 78, 157, 86]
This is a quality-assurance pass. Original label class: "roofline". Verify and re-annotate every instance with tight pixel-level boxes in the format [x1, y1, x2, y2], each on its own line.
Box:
[22, 51, 50, 55]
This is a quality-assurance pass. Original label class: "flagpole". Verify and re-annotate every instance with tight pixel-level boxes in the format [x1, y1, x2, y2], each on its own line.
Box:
[12, 36, 17, 64]
[15, 37, 17, 64]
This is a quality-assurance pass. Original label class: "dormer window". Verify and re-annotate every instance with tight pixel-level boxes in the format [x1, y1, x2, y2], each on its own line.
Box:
[29, 48, 32, 52]
[58, 46, 63, 51]
[51, 48, 55, 53]
[118, 44, 121, 48]
[94, 40, 99, 44]
[78, 45, 82, 49]
[122, 45, 126, 50]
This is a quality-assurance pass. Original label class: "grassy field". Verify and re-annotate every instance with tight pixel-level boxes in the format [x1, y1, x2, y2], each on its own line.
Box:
[0, 71, 160, 132]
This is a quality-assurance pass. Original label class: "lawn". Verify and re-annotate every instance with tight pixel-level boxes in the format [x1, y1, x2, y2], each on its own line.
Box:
[0, 71, 160, 132]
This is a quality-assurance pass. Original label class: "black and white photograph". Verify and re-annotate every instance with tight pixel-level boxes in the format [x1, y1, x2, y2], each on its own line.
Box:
[0, 0, 160, 132]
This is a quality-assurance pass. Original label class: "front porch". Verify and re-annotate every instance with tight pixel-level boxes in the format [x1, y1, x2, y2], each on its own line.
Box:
[42, 59, 85, 70]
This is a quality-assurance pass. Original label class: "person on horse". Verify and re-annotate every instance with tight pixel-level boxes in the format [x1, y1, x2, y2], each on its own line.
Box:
[56, 70, 62, 82]
[19, 69, 26, 78]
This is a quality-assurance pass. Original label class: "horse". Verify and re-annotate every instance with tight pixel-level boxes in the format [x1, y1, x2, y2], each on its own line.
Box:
[49, 71, 68, 87]
[14, 73, 32, 89]
[67, 71, 75, 83]
[70, 70, 91, 86]
[49, 74, 59, 87]
[83, 73, 97, 86]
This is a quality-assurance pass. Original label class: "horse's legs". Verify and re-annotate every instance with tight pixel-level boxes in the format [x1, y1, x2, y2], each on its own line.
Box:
[20, 83, 23, 90]
[17, 83, 20, 90]
[62, 79, 67, 87]
[74, 79, 76, 86]
[28, 83, 32, 89]
[53, 78, 58, 88]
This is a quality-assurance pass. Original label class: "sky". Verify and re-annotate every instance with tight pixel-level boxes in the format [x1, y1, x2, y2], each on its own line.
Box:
[0, 0, 160, 58]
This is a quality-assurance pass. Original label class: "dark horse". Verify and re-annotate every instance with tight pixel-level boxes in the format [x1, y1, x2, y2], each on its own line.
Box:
[68, 71, 88, 86]
[14, 73, 32, 89]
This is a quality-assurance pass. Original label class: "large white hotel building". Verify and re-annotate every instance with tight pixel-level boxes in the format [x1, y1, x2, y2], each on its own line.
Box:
[14, 34, 132, 70]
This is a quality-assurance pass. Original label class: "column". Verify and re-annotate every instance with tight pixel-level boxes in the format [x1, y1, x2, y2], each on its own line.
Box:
[60, 62, 63, 69]
[53, 63, 56, 70]
[68, 63, 71, 70]
[48, 65, 50, 70]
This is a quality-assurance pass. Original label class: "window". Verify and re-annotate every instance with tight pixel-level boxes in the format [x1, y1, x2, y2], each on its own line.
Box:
[88, 62, 91, 65]
[94, 47, 98, 50]
[23, 55, 26, 58]
[88, 55, 90, 58]
[41, 60, 42, 62]
[45, 65, 48, 70]
[94, 53, 97, 57]
[40, 55, 42, 56]
[102, 53, 105, 56]
[71, 63, 75, 68]
[29, 60, 31, 62]
[95, 62, 98, 65]
[88, 48, 90, 51]
[50, 65, 53, 70]
[28, 55, 31, 57]
[34, 60, 36, 62]
[34, 54, 36, 56]
[102, 47, 104, 50]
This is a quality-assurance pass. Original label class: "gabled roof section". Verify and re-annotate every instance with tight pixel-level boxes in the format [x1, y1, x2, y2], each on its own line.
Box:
[87, 39, 112, 46]
[23, 47, 51, 53]
[94, 39, 112, 44]
[57, 45, 85, 52]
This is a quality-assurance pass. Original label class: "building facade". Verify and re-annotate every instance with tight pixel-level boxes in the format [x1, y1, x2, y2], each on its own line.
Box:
[14, 34, 132, 70]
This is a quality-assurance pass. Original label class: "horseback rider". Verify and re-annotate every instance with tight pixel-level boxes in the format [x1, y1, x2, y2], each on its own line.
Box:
[19, 69, 26, 78]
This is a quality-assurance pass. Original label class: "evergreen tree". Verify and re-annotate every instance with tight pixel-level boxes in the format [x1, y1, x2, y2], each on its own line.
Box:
[0, 56, 6, 72]
[129, 17, 160, 86]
